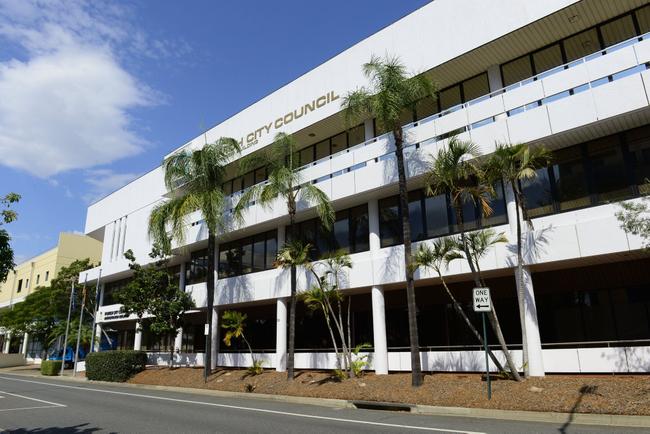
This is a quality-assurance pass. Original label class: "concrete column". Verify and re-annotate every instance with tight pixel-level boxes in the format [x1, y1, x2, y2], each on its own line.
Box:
[368, 199, 381, 253]
[179, 262, 186, 292]
[174, 327, 183, 361]
[504, 182, 518, 236]
[487, 64, 507, 122]
[21, 332, 29, 356]
[277, 224, 286, 246]
[520, 267, 545, 377]
[210, 308, 219, 370]
[275, 297, 288, 372]
[93, 324, 102, 352]
[364, 118, 374, 141]
[3, 332, 11, 353]
[371, 286, 388, 374]
[133, 323, 142, 351]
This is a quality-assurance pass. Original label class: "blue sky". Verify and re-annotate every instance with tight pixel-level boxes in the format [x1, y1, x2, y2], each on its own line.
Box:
[0, 0, 429, 263]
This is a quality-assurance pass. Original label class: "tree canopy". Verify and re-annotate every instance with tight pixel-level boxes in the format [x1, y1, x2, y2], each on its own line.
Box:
[0, 192, 21, 283]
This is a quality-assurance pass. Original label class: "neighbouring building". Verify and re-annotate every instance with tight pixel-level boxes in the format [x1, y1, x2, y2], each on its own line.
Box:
[80, 0, 650, 374]
[0, 232, 103, 360]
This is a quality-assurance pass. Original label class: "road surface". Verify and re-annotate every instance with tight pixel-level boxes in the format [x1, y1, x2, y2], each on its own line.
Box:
[0, 374, 644, 433]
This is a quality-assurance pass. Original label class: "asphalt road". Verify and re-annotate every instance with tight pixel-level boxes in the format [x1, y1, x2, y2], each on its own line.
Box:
[0, 374, 645, 434]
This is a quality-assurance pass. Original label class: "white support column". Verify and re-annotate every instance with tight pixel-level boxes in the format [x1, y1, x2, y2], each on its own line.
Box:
[275, 297, 288, 372]
[21, 332, 29, 356]
[368, 199, 380, 253]
[371, 286, 388, 375]
[93, 324, 102, 352]
[133, 323, 142, 351]
[3, 332, 11, 353]
[174, 327, 183, 362]
[487, 64, 508, 121]
[211, 308, 218, 370]
[364, 118, 374, 141]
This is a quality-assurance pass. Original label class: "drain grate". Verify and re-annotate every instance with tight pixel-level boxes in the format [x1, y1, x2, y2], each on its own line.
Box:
[351, 400, 414, 412]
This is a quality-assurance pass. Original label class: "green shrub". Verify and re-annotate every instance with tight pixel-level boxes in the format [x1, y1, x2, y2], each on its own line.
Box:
[85, 350, 147, 382]
[41, 360, 62, 376]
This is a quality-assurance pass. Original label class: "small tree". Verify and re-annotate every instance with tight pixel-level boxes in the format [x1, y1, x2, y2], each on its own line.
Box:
[221, 310, 262, 375]
[0, 192, 21, 283]
[412, 238, 505, 372]
[617, 197, 650, 248]
[116, 248, 194, 367]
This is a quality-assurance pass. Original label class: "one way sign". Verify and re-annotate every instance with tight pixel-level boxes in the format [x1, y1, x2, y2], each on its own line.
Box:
[473, 287, 492, 312]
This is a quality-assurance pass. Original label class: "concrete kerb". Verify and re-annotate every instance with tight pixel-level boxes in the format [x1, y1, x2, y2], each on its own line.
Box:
[2, 368, 650, 428]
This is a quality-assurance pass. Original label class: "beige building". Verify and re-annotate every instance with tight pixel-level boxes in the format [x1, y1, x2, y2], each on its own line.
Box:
[0, 232, 102, 356]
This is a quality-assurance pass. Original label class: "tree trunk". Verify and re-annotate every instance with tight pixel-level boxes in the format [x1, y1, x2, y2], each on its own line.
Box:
[204, 231, 216, 382]
[513, 182, 529, 377]
[287, 209, 297, 380]
[394, 127, 422, 387]
[438, 275, 504, 371]
[346, 297, 353, 377]
[169, 332, 174, 369]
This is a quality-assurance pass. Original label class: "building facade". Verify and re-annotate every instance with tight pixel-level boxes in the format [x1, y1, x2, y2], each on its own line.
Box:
[0, 232, 103, 359]
[81, 0, 650, 374]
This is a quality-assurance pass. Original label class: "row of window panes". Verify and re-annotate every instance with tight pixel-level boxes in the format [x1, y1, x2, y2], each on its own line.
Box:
[379, 182, 507, 248]
[181, 323, 206, 353]
[218, 230, 277, 279]
[221, 124, 365, 196]
[291, 204, 370, 260]
[501, 5, 650, 87]
[185, 249, 209, 285]
[521, 125, 650, 218]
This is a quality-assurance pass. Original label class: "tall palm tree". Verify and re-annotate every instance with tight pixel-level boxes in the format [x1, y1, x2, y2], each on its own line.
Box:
[343, 55, 435, 387]
[425, 137, 521, 381]
[412, 238, 505, 371]
[234, 133, 334, 380]
[148, 137, 240, 382]
[486, 143, 551, 377]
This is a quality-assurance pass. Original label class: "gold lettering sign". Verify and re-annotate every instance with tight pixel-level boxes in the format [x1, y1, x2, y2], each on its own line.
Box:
[238, 91, 339, 149]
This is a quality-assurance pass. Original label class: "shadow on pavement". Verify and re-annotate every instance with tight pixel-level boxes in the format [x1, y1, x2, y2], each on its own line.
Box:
[8, 423, 107, 434]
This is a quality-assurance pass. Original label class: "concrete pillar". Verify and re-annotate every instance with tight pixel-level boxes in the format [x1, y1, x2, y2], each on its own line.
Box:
[3, 332, 11, 353]
[93, 324, 102, 352]
[277, 224, 286, 246]
[487, 64, 508, 121]
[133, 323, 142, 351]
[368, 199, 381, 252]
[275, 297, 288, 372]
[371, 286, 389, 375]
[21, 332, 29, 356]
[520, 266, 545, 377]
[174, 327, 183, 361]
[210, 308, 219, 370]
[364, 118, 374, 141]
[179, 262, 186, 292]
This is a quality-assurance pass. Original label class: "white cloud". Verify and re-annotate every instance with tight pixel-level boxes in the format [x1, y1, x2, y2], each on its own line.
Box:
[0, 0, 181, 178]
[82, 168, 141, 204]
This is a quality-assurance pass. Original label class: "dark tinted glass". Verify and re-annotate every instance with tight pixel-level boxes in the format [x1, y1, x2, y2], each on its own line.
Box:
[350, 205, 369, 253]
[408, 191, 425, 241]
[586, 136, 631, 203]
[521, 167, 555, 218]
[502, 56, 532, 86]
[265, 233, 277, 268]
[332, 212, 350, 253]
[253, 237, 265, 272]
[240, 239, 253, 274]
[552, 147, 590, 211]
[424, 193, 448, 238]
[379, 196, 402, 247]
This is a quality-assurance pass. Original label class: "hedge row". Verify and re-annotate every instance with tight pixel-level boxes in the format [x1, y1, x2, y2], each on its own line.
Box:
[85, 350, 147, 382]
[41, 360, 62, 376]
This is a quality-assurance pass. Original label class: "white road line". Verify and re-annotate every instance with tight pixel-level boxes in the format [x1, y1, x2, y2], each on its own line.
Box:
[0, 405, 63, 412]
[0, 390, 66, 407]
[0, 376, 483, 434]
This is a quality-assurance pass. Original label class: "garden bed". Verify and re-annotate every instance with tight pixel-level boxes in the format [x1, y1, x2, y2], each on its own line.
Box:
[128, 367, 650, 415]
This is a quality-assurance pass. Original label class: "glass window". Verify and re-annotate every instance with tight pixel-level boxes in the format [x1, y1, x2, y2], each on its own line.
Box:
[374, 118, 389, 136]
[586, 136, 632, 203]
[265, 232, 277, 269]
[186, 249, 209, 285]
[350, 205, 369, 253]
[416, 96, 437, 121]
[408, 191, 425, 242]
[400, 108, 414, 126]
[218, 245, 233, 278]
[45, 271, 49, 281]
[533, 44, 563, 74]
[232, 176, 243, 193]
[483, 181, 508, 227]
[223, 181, 233, 196]
[254, 167, 266, 185]
[424, 193, 449, 238]
[331, 132, 347, 154]
[521, 167, 555, 218]
[379, 196, 402, 247]
[439, 85, 462, 111]
[299, 146, 314, 166]
[450, 194, 479, 232]
[626, 125, 650, 194]
[637, 5, 650, 34]
[563, 28, 601, 61]
[501, 56, 533, 87]
[462, 73, 489, 102]
[242, 171, 255, 190]
[552, 147, 590, 211]
[299, 219, 317, 258]
[36, 274, 40, 285]
[348, 125, 365, 146]
[252, 236, 266, 273]
[315, 140, 329, 160]
[601, 15, 637, 47]
[240, 239, 253, 274]
[332, 212, 350, 253]
[612, 287, 650, 339]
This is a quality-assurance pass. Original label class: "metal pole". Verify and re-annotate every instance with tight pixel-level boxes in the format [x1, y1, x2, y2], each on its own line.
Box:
[73, 274, 88, 377]
[482, 312, 492, 400]
[89, 269, 102, 353]
[60, 280, 75, 376]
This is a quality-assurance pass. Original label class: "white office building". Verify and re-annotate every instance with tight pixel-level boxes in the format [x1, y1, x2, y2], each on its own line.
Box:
[80, 0, 650, 374]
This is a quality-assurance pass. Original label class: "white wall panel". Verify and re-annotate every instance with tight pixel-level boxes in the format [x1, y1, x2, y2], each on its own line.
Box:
[507, 107, 551, 143]
[586, 46, 637, 81]
[502, 80, 544, 111]
[547, 90, 597, 133]
[542, 63, 589, 96]
[593, 74, 649, 119]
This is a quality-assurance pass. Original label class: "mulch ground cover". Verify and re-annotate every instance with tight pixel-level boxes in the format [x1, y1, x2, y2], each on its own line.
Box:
[129, 367, 650, 415]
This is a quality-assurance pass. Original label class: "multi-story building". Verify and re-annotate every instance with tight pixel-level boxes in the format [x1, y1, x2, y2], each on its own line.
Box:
[0, 232, 103, 359]
[80, 0, 650, 374]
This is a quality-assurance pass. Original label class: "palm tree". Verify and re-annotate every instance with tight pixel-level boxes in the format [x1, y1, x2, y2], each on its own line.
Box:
[486, 143, 551, 377]
[424, 136, 521, 381]
[272, 238, 326, 379]
[221, 310, 261, 373]
[148, 137, 240, 382]
[343, 55, 435, 387]
[412, 238, 505, 371]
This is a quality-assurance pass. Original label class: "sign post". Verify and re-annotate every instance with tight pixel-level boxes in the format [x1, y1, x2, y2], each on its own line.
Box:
[473, 287, 492, 400]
